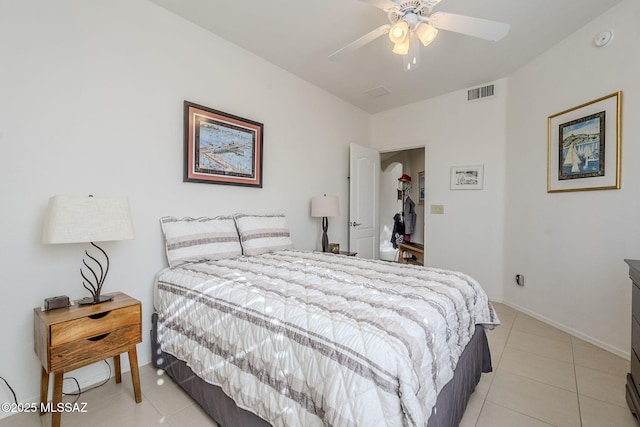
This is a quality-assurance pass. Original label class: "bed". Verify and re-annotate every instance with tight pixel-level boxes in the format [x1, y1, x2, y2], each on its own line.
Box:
[151, 214, 499, 427]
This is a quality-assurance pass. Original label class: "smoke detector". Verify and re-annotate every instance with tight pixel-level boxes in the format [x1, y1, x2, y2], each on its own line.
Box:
[594, 30, 614, 48]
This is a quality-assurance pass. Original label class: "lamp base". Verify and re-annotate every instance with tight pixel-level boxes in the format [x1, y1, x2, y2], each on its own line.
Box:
[77, 295, 114, 305]
[321, 217, 329, 252]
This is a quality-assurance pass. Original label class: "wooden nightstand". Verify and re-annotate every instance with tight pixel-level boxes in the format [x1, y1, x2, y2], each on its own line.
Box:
[33, 292, 142, 427]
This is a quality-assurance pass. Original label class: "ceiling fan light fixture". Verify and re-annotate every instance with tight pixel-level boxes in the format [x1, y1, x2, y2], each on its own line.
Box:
[388, 21, 409, 44]
[404, 32, 421, 71]
[392, 37, 410, 55]
[416, 23, 438, 46]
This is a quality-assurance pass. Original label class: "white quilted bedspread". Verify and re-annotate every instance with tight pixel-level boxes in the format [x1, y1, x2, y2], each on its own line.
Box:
[155, 250, 499, 427]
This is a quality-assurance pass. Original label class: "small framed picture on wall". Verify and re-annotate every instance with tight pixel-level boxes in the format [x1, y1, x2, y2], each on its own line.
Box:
[450, 165, 484, 190]
[418, 171, 425, 204]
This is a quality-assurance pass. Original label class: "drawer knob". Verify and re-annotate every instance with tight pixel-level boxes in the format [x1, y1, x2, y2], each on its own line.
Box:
[88, 333, 110, 342]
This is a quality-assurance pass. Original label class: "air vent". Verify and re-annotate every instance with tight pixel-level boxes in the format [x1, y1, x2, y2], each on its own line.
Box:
[364, 86, 391, 99]
[467, 84, 495, 102]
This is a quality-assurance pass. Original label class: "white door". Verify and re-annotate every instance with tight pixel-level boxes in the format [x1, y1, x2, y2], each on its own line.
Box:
[349, 143, 380, 259]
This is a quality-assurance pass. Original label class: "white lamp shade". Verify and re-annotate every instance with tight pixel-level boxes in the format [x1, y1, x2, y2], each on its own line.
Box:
[311, 195, 340, 218]
[392, 37, 410, 55]
[388, 21, 409, 44]
[416, 23, 438, 46]
[42, 195, 135, 244]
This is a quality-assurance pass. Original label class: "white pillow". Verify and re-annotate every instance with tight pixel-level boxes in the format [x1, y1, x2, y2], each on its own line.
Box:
[233, 213, 293, 256]
[160, 216, 242, 268]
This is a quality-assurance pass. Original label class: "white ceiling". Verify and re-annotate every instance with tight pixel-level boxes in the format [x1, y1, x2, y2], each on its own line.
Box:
[149, 0, 622, 113]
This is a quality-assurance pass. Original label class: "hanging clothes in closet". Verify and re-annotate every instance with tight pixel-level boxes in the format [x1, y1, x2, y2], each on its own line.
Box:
[403, 195, 416, 242]
[391, 212, 404, 249]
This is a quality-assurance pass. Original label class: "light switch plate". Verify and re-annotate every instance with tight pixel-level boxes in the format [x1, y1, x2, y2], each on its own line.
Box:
[431, 204, 444, 215]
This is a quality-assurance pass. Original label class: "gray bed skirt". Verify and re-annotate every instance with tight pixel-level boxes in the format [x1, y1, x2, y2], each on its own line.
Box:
[151, 313, 492, 427]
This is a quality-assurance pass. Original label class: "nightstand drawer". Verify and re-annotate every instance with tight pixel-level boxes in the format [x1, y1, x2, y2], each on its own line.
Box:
[50, 323, 141, 372]
[50, 304, 141, 346]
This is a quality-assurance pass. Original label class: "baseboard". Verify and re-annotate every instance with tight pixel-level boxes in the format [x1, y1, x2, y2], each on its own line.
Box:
[499, 299, 630, 360]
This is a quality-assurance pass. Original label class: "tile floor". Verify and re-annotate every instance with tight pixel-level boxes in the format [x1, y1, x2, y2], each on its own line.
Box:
[460, 303, 638, 427]
[1, 303, 638, 426]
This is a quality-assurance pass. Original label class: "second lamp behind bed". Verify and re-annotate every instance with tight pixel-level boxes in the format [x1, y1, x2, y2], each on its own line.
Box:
[310, 194, 340, 252]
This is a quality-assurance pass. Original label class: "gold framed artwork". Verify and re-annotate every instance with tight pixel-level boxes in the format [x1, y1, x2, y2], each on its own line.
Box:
[547, 92, 621, 193]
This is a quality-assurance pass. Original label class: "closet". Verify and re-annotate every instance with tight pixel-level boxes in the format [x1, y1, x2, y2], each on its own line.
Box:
[380, 147, 425, 264]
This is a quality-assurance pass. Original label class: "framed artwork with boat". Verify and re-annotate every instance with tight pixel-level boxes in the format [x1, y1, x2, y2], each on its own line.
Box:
[547, 92, 621, 193]
[184, 101, 263, 187]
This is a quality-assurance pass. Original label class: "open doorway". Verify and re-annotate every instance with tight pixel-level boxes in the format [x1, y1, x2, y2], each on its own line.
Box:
[379, 147, 425, 261]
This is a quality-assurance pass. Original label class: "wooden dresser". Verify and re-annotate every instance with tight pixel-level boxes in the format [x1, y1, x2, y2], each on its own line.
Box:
[33, 292, 142, 427]
[625, 259, 640, 421]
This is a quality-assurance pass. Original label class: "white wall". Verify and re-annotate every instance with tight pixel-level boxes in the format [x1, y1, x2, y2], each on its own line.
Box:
[371, 80, 508, 301]
[371, 0, 640, 357]
[503, 0, 640, 357]
[0, 0, 369, 408]
[1, 0, 636, 414]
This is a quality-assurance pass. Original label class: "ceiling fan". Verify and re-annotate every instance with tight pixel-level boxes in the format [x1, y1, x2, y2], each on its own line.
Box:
[329, 0, 510, 71]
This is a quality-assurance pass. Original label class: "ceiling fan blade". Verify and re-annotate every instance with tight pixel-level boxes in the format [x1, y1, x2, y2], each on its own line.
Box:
[429, 12, 510, 41]
[358, 0, 397, 10]
[328, 24, 391, 61]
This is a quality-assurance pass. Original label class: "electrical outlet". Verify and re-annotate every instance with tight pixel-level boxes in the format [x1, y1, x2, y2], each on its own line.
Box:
[431, 204, 444, 215]
[515, 274, 525, 286]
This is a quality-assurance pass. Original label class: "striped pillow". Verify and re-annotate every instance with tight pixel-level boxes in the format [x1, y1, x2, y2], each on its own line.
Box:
[160, 216, 242, 268]
[233, 213, 293, 256]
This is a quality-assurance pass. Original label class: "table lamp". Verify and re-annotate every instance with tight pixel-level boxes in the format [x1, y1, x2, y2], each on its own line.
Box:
[311, 195, 340, 252]
[42, 195, 135, 305]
